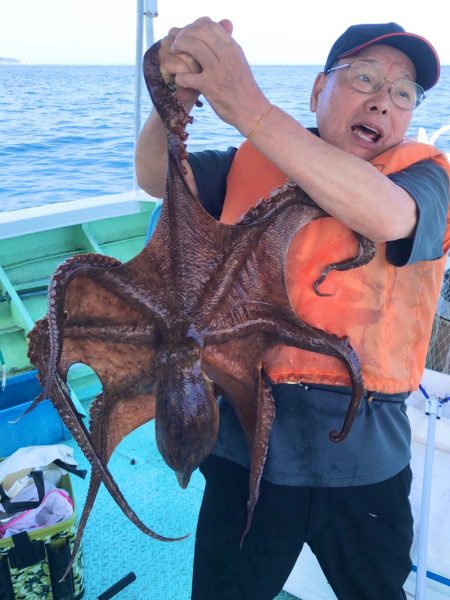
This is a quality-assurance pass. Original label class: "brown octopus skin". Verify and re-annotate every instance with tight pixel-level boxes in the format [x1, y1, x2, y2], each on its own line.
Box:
[27, 39, 375, 572]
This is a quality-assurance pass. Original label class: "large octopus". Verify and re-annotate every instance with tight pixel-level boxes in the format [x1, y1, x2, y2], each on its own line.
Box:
[27, 40, 375, 571]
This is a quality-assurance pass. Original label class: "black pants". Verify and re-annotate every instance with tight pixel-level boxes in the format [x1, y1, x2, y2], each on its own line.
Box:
[191, 455, 413, 600]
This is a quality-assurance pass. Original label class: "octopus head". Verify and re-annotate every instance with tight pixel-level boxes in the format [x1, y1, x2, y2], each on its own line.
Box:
[155, 337, 219, 488]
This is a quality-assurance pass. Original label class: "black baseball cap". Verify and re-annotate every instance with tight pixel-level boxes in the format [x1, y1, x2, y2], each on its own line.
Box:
[324, 22, 440, 90]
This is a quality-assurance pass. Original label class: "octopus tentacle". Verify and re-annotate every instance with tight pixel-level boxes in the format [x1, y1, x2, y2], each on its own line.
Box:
[61, 472, 102, 581]
[63, 323, 157, 345]
[37, 254, 122, 408]
[32, 251, 166, 420]
[50, 376, 186, 542]
[205, 312, 365, 442]
[313, 231, 377, 296]
[143, 40, 191, 169]
[236, 181, 376, 297]
[61, 385, 163, 581]
[237, 180, 324, 226]
[93, 270, 170, 326]
[189, 228, 266, 321]
[275, 326, 364, 442]
[186, 190, 319, 323]
[240, 376, 276, 546]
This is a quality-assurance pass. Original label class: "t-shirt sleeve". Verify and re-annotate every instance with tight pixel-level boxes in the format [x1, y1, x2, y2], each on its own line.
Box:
[386, 160, 449, 266]
[188, 147, 237, 219]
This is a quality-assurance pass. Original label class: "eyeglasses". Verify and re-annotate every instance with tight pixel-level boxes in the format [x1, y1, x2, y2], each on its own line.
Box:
[325, 59, 425, 110]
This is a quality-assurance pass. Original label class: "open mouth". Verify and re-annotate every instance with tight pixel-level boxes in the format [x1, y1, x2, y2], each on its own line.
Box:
[351, 124, 381, 143]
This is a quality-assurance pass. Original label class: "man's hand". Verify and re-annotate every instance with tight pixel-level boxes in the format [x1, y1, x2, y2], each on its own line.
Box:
[167, 17, 270, 137]
[159, 26, 203, 109]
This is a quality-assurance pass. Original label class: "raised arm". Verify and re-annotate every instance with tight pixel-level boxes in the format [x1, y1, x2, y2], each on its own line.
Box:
[169, 18, 418, 243]
[135, 109, 169, 198]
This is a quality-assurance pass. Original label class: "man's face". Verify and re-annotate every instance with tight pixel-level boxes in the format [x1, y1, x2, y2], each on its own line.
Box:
[310, 44, 416, 161]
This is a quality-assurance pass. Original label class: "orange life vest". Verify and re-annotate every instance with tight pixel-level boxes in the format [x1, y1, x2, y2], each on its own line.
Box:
[221, 140, 450, 393]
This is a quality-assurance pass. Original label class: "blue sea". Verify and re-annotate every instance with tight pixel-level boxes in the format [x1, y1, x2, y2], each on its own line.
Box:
[1, 64, 449, 213]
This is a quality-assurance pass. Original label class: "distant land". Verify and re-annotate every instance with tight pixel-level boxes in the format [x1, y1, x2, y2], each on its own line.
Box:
[0, 57, 23, 65]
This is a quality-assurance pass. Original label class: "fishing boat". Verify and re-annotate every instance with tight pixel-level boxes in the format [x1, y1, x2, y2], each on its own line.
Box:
[0, 2, 449, 598]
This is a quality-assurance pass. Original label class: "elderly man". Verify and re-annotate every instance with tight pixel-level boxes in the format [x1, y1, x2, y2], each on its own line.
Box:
[136, 20, 450, 600]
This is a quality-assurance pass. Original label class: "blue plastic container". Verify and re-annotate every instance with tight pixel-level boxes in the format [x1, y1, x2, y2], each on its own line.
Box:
[0, 370, 70, 456]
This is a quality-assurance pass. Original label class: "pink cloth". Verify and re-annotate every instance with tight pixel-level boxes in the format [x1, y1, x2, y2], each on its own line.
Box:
[0, 480, 73, 539]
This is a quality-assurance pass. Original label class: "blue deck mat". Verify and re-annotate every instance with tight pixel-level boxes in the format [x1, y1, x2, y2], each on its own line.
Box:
[67, 421, 202, 599]
[67, 421, 298, 599]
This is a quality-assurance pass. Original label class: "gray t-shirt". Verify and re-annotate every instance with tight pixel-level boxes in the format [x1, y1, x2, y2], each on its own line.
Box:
[214, 386, 410, 486]
[188, 144, 449, 487]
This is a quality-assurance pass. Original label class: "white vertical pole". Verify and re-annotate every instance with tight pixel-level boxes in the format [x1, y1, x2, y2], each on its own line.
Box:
[133, 0, 158, 189]
[133, 0, 144, 189]
[144, 0, 157, 49]
[415, 390, 441, 600]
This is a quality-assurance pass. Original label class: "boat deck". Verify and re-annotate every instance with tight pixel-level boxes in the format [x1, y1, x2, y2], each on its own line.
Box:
[67, 422, 299, 600]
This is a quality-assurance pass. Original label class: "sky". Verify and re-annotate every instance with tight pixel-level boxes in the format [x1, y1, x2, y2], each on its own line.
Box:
[1, 0, 449, 66]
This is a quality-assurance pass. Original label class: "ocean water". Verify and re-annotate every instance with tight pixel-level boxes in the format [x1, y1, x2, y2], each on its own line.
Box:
[1, 64, 449, 212]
